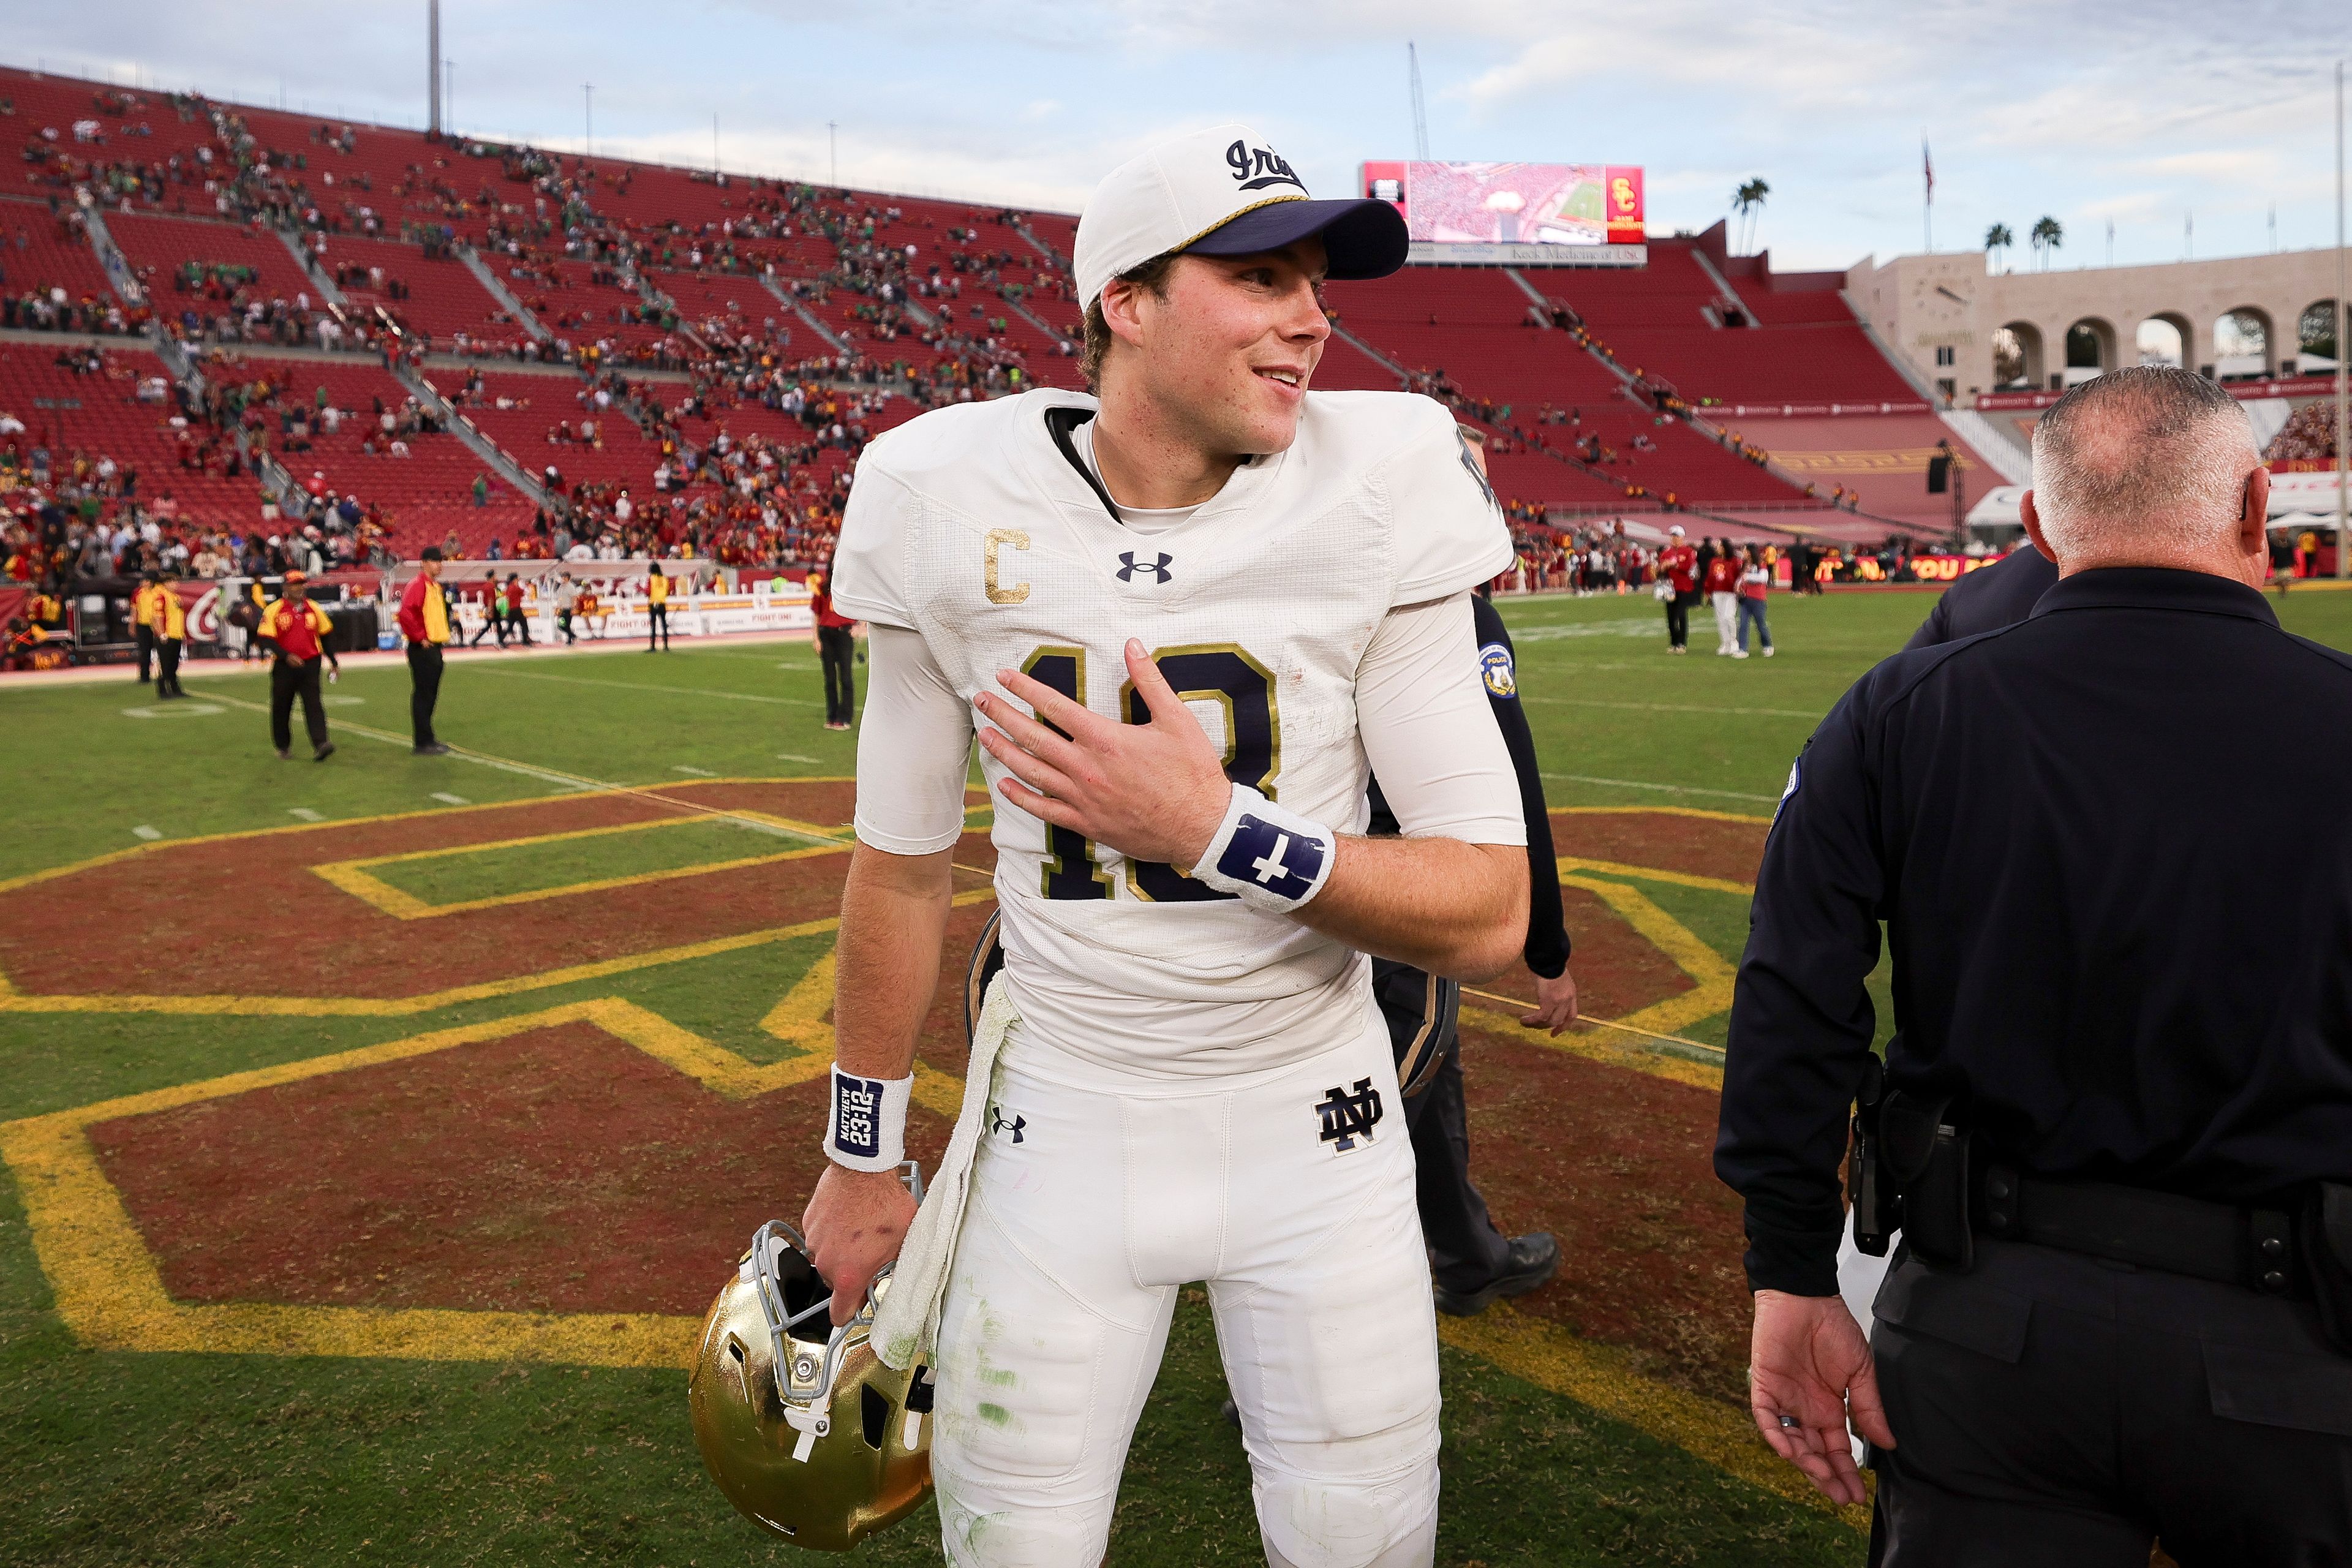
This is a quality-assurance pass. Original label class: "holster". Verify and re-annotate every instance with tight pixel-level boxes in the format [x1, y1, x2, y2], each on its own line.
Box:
[1850, 1068, 1973, 1270]
[2300, 1182, 2352, 1355]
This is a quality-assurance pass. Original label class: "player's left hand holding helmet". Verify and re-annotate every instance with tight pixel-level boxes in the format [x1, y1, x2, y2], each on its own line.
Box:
[688, 1171, 937, 1551]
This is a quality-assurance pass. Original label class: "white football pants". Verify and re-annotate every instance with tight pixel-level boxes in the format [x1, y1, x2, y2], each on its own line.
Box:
[929, 1012, 1441, 1568]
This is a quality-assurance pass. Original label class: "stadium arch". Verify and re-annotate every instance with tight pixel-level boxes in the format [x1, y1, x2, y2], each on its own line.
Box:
[2299, 299, 2341, 371]
[2136, 312, 2190, 369]
[2063, 317, 2118, 385]
[2215, 307, 2274, 380]
[1991, 322, 2043, 389]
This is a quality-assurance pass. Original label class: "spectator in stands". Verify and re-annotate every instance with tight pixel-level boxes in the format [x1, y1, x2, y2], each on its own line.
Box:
[1733, 546, 1774, 660]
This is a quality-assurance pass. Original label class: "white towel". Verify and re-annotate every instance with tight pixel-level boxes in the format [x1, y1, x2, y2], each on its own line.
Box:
[872, 976, 1017, 1371]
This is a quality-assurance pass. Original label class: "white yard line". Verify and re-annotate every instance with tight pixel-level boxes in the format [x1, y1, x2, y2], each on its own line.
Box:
[288, 807, 325, 822]
[672, 764, 716, 777]
[466, 666, 820, 707]
[131, 825, 162, 841]
[430, 792, 471, 805]
[177, 683, 594, 790]
[1521, 696, 1825, 721]
[775, 753, 820, 763]
[1542, 772, 1780, 804]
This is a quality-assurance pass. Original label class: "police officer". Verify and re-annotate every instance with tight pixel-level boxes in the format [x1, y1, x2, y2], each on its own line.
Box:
[1714, 366, 2352, 1562]
[1372, 574, 1575, 1314]
[1902, 539, 2059, 649]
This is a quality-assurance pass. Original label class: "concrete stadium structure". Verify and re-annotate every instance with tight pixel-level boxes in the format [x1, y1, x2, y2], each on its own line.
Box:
[1849, 247, 2345, 407]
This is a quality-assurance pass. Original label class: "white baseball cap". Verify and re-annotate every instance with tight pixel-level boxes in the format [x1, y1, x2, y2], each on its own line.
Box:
[1073, 124, 1408, 312]
[1668, 524, 1687, 536]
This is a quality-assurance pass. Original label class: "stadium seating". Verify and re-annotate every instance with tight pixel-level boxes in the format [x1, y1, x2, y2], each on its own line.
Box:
[0, 63, 1996, 548]
[0, 341, 261, 525]
[308, 230, 532, 355]
[110, 210, 323, 332]
[217, 353, 532, 546]
[0, 194, 118, 304]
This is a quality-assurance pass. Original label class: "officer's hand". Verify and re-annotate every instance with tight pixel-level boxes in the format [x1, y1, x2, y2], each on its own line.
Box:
[1520, 968, 1579, 1036]
[1747, 1289, 1893, 1507]
[977, 638, 1231, 870]
[801, 1163, 919, 1327]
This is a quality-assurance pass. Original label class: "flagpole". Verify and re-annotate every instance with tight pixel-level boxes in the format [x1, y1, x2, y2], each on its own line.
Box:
[1922, 135, 1933, 252]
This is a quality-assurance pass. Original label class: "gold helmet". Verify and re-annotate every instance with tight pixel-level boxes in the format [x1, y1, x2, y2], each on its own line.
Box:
[687, 1183, 937, 1551]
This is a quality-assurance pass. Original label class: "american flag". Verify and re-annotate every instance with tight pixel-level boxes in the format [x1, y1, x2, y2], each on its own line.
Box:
[1923, 140, 1934, 205]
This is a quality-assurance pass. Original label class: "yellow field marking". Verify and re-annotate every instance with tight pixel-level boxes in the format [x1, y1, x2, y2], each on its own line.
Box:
[312, 818, 846, 922]
[1461, 1004, 1724, 1093]
[0, 993, 1820, 1522]
[0, 775, 854, 901]
[1558, 804, 1773, 826]
[760, 945, 971, 1120]
[0, 890, 1000, 1019]
[1440, 1305, 1867, 1531]
[1563, 873, 1738, 1038]
[1457, 870, 1736, 1093]
[1559, 856, 1754, 897]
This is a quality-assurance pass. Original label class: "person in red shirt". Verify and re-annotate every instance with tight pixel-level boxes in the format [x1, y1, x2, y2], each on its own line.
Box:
[807, 563, 861, 730]
[1657, 524, 1698, 654]
[258, 571, 339, 761]
[397, 546, 453, 754]
[1701, 540, 1741, 656]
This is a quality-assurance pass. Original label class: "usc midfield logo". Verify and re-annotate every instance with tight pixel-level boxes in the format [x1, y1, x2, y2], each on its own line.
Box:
[1226, 138, 1305, 193]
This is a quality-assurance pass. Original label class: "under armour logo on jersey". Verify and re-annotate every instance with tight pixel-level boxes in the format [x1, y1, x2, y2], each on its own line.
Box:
[1224, 138, 1305, 194]
[1315, 1078, 1384, 1153]
[989, 1104, 1027, 1144]
[1116, 551, 1174, 584]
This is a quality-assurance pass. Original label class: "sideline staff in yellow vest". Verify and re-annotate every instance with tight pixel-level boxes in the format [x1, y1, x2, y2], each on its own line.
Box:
[132, 575, 163, 684]
[257, 571, 340, 762]
[398, 546, 453, 755]
[647, 565, 671, 652]
[153, 581, 188, 699]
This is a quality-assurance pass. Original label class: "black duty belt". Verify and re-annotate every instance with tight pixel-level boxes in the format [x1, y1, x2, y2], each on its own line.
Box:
[1977, 1163, 2302, 1298]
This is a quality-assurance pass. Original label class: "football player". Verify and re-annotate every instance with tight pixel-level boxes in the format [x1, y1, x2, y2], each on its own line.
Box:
[804, 125, 1531, 1568]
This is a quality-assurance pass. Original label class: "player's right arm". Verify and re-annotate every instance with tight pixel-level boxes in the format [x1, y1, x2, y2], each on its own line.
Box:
[801, 462, 975, 1323]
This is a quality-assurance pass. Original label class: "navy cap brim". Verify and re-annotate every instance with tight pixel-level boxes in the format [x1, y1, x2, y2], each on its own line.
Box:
[1182, 197, 1409, 280]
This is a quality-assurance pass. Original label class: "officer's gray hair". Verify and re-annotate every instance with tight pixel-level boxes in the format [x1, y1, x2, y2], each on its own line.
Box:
[2030, 366, 2258, 557]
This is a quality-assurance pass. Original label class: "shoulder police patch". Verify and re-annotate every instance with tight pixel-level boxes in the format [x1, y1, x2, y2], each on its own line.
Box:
[1777, 755, 1802, 816]
[1478, 642, 1517, 699]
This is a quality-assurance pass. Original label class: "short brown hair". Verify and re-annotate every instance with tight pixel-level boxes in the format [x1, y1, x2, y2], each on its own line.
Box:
[1080, 252, 1180, 391]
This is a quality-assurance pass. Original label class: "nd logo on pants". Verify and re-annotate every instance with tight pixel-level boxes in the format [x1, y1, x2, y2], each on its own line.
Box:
[929, 1016, 1441, 1568]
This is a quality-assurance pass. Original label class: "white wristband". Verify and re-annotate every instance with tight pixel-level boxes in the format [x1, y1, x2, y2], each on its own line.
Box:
[1189, 785, 1337, 914]
[824, 1065, 912, 1172]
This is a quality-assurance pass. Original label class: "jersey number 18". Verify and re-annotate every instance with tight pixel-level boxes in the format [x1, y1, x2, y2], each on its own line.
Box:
[1019, 643, 1280, 902]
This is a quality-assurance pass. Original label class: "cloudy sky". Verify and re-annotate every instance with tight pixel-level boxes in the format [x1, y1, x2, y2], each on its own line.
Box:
[10, 1, 2350, 273]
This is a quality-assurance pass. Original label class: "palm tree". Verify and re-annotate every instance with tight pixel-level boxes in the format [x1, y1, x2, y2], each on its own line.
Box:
[1732, 178, 1770, 253]
[2029, 215, 2064, 271]
[1983, 222, 2014, 273]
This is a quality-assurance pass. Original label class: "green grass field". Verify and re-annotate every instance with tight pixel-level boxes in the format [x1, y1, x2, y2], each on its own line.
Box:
[6, 583, 2350, 1567]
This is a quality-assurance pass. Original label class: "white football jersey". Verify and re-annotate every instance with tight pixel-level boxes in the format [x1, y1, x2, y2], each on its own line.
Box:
[832, 386, 1518, 1076]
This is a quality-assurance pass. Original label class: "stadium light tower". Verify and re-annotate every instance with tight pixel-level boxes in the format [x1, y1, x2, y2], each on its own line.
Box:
[1408, 42, 1430, 162]
[428, 0, 440, 134]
